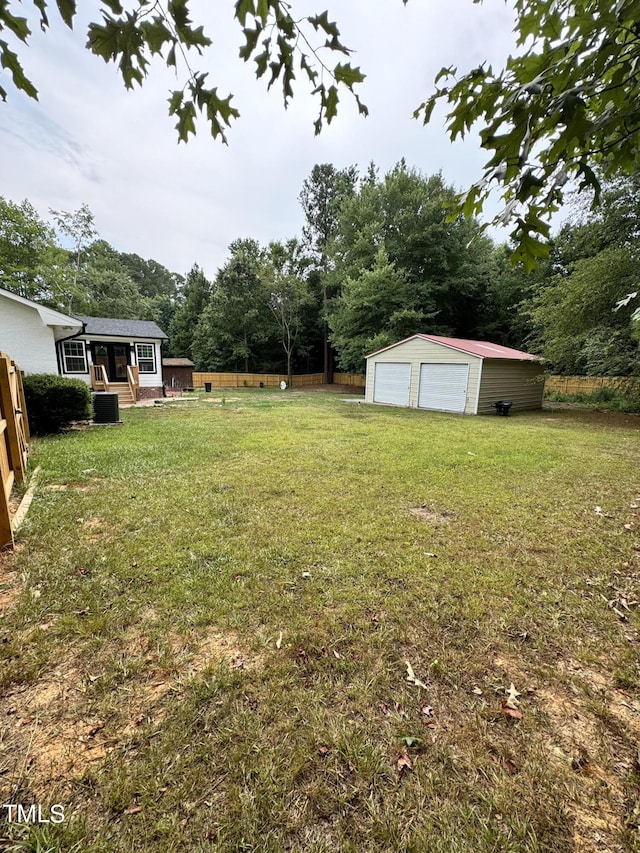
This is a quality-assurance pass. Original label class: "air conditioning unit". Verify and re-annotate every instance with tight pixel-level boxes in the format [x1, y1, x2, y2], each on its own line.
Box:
[92, 392, 120, 424]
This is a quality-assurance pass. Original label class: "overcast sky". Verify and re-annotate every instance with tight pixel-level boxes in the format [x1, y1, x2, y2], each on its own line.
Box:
[1, 0, 524, 279]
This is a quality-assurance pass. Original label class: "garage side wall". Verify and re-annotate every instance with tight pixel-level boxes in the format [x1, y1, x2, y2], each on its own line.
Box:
[477, 359, 545, 413]
[365, 338, 482, 413]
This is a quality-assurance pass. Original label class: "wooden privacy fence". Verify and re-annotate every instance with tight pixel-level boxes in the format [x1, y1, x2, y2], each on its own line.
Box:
[544, 375, 640, 395]
[192, 371, 365, 388]
[0, 353, 29, 550]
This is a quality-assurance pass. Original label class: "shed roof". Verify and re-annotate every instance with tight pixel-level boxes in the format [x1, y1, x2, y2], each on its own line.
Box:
[162, 358, 194, 367]
[74, 315, 168, 340]
[366, 334, 540, 361]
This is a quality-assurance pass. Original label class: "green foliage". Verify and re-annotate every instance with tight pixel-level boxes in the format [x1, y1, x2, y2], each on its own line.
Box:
[328, 162, 500, 371]
[23, 373, 91, 434]
[0, 196, 66, 301]
[170, 264, 212, 360]
[415, 0, 640, 266]
[0, 1, 366, 141]
[191, 241, 276, 371]
[299, 163, 359, 379]
[264, 239, 314, 381]
[527, 171, 640, 375]
[545, 385, 640, 412]
[330, 246, 428, 372]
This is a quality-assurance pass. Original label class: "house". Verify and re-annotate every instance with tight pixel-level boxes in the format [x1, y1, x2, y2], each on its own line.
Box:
[0, 287, 83, 374]
[365, 334, 544, 414]
[0, 288, 167, 403]
[162, 358, 194, 391]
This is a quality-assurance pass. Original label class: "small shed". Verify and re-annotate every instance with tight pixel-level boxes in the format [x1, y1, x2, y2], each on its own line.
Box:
[162, 358, 194, 391]
[365, 334, 544, 415]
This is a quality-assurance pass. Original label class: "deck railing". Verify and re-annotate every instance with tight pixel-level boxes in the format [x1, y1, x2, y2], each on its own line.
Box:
[127, 365, 140, 402]
[90, 364, 110, 391]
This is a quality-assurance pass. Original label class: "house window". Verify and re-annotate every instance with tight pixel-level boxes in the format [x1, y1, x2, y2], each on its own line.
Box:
[62, 341, 87, 373]
[136, 343, 156, 373]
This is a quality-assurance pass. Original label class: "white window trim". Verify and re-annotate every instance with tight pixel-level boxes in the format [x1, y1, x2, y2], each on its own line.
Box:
[62, 340, 87, 374]
[135, 342, 156, 374]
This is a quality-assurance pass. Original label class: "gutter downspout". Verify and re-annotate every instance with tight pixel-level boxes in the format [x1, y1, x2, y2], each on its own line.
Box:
[54, 321, 87, 375]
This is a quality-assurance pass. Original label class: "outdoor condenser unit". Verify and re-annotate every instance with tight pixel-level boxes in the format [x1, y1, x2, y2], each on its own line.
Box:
[92, 392, 120, 424]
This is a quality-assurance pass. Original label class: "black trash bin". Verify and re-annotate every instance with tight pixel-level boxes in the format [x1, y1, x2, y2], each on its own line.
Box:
[493, 400, 513, 416]
[204, 382, 212, 393]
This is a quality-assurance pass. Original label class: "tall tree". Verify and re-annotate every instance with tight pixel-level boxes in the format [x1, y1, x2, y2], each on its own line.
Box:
[330, 246, 432, 373]
[49, 203, 98, 302]
[263, 239, 313, 384]
[72, 240, 154, 319]
[170, 264, 212, 360]
[299, 163, 357, 382]
[330, 163, 495, 350]
[526, 170, 640, 373]
[192, 241, 275, 372]
[0, 197, 65, 302]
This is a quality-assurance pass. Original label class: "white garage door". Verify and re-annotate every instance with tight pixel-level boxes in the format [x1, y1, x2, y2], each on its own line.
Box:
[418, 363, 469, 413]
[373, 362, 411, 406]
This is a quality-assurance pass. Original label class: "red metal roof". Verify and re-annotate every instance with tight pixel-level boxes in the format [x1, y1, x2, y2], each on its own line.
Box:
[366, 334, 541, 361]
[417, 335, 540, 361]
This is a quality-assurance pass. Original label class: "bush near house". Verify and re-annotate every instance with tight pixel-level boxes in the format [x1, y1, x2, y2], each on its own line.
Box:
[23, 374, 91, 434]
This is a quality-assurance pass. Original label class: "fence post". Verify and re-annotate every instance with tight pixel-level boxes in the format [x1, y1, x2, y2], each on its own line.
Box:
[0, 356, 25, 483]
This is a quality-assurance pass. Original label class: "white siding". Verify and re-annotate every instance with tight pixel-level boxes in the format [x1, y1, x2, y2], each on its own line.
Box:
[61, 335, 164, 388]
[135, 341, 164, 388]
[0, 296, 59, 374]
[366, 337, 482, 414]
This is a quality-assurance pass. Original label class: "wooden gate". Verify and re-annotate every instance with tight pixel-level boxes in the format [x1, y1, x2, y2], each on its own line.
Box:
[0, 353, 30, 550]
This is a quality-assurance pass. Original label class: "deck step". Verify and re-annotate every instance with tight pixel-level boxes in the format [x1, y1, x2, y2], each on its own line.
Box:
[94, 384, 137, 404]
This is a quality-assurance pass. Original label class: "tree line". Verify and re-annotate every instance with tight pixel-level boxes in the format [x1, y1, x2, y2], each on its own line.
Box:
[1, 161, 638, 379]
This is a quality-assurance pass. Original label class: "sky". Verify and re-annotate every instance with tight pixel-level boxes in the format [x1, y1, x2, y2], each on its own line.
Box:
[1, 0, 524, 279]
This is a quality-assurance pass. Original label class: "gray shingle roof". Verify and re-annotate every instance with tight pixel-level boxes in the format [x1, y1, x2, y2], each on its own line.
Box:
[75, 316, 168, 340]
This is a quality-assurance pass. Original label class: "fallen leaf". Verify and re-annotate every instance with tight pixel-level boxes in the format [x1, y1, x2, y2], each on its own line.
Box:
[379, 702, 390, 715]
[123, 805, 142, 816]
[420, 702, 434, 717]
[397, 749, 413, 776]
[333, 649, 342, 659]
[472, 686, 483, 695]
[402, 735, 421, 747]
[405, 661, 429, 690]
[504, 683, 521, 710]
[275, 631, 283, 649]
[424, 552, 438, 558]
[318, 745, 329, 757]
[501, 700, 523, 720]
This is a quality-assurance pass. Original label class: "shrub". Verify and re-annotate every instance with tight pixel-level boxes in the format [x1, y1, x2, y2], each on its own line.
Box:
[23, 374, 92, 435]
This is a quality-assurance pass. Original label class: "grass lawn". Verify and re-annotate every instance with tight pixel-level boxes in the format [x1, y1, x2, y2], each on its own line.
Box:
[1, 389, 639, 852]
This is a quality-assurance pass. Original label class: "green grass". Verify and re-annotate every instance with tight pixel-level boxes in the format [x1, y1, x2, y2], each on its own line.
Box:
[1, 390, 639, 852]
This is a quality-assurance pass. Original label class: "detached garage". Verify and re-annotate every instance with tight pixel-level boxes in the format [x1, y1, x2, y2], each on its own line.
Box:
[365, 334, 544, 415]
